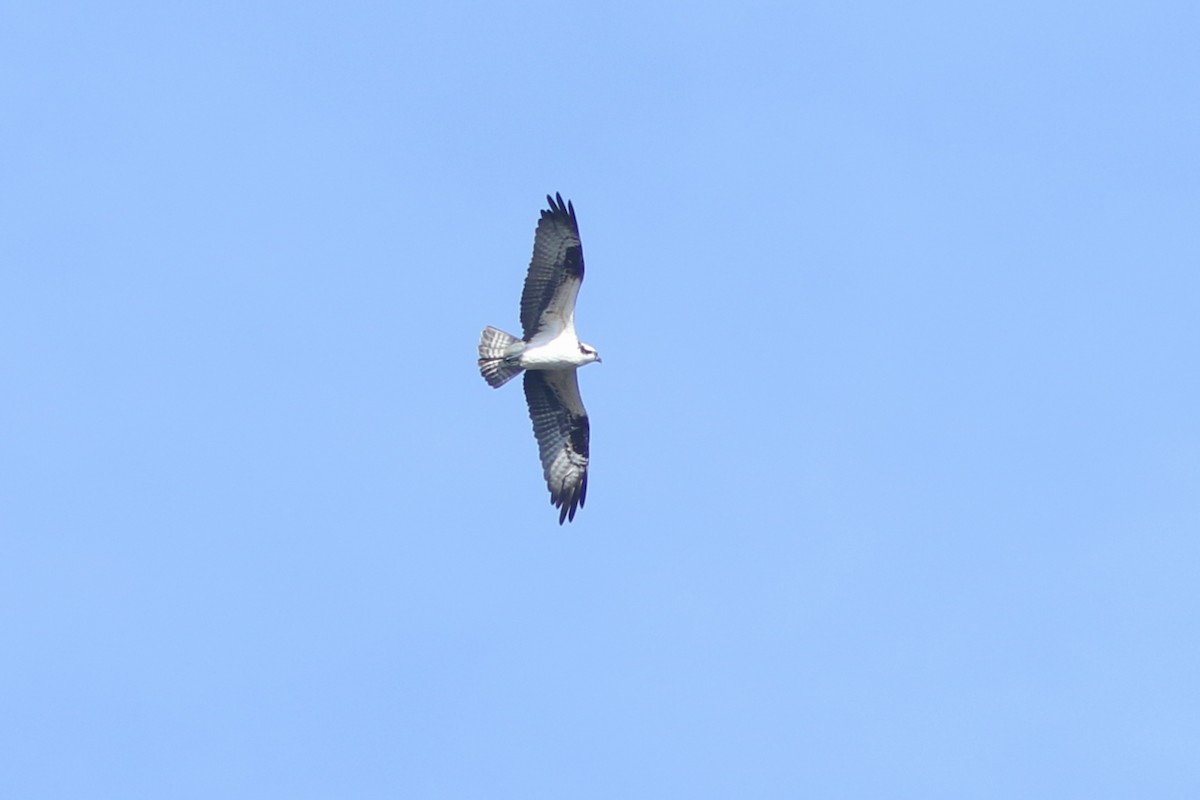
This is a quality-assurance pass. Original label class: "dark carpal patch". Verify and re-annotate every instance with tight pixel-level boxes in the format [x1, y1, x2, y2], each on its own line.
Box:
[569, 416, 590, 458]
[562, 245, 584, 279]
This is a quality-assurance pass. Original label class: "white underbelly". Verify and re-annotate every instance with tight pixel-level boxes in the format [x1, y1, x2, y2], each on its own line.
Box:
[520, 331, 584, 369]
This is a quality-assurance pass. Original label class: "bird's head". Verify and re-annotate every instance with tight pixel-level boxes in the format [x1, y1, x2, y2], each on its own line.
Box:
[579, 343, 602, 364]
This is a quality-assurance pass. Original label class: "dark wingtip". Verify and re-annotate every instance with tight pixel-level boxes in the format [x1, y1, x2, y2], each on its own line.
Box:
[543, 193, 577, 228]
[553, 485, 584, 524]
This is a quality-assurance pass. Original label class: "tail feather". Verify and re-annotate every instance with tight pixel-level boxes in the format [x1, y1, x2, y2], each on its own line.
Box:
[478, 326, 524, 388]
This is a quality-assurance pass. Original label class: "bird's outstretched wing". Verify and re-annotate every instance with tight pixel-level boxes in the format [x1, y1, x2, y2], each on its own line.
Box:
[520, 193, 584, 341]
[523, 369, 589, 524]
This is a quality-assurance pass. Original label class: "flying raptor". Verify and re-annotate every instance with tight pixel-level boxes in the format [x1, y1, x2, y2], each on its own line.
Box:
[478, 193, 601, 524]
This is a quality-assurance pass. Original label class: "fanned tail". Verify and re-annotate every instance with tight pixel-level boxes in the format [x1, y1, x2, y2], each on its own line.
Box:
[478, 326, 524, 388]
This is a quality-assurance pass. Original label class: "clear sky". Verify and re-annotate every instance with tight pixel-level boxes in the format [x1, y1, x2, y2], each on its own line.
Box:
[2, 1, 1198, 797]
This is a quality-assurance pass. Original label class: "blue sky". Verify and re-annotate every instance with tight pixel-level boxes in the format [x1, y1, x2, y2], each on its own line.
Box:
[2, 1, 1198, 797]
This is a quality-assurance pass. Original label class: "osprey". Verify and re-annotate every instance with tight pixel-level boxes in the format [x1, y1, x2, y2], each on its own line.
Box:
[478, 193, 601, 524]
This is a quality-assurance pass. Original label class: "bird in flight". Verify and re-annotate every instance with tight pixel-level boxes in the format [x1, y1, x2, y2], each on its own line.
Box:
[478, 193, 601, 524]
